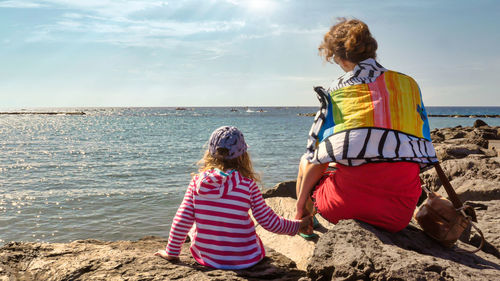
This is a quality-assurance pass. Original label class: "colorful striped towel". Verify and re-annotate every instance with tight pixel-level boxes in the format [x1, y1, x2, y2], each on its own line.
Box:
[305, 58, 437, 168]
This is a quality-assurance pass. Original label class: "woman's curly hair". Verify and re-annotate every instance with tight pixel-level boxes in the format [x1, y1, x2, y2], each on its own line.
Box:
[319, 18, 378, 64]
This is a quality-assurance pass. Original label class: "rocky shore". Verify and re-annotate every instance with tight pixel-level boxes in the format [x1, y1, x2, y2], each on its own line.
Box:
[1, 121, 499, 280]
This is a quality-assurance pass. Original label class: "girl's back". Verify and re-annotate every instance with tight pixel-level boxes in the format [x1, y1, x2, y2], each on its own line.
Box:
[168, 168, 299, 269]
[158, 126, 305, 270]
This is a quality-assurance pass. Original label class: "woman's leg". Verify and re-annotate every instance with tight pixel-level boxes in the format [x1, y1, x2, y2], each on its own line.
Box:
[295, 156, 328, 221]
[295, 156, 307, 202]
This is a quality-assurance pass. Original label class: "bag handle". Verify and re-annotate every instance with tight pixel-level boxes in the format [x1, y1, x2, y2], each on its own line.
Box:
[433, 163, 463, 209]
[433, 163, 478, 222]
[457, 220, 485, 254]
[434, 163, 485, 250]
[469, 221, 485, 253]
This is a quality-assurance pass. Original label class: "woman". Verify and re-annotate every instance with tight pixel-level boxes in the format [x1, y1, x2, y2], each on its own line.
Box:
[295, 18, 438, 234]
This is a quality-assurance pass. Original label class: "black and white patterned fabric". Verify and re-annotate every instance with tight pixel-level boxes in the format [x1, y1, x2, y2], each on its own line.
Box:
[328, 58, 387, 92]
[307, 127, 437, 167]
[304, 58, 438, 168]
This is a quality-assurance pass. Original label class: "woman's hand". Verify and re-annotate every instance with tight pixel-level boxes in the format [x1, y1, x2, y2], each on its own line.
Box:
[294, 204, 310, 220]
[154, 250, 180, 262]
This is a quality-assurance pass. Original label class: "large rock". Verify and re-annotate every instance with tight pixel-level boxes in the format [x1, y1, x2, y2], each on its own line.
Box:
[254, 197, 334, 271]
[431, 124, 499, 148]
[423, 124, 500, 202]
[421, 157, 500, 201]
[474, 119, 489, 128]
[307, 220, 500, 281]
[475, 200, 500, 256]
[0, 236, 306, 281]
[263, 181, 297, 199]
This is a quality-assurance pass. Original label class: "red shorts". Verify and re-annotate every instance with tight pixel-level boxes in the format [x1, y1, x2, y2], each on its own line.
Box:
[312, 162, 421, 233]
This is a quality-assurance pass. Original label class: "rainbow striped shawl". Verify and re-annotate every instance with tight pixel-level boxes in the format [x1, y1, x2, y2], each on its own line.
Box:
[304, 58, 437, 168]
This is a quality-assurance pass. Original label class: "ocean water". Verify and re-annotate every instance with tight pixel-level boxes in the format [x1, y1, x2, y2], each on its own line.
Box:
[1, 106, 499, 245]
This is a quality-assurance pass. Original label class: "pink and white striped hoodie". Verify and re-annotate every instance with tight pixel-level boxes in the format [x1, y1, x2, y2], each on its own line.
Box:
[166, 168, 300, 269]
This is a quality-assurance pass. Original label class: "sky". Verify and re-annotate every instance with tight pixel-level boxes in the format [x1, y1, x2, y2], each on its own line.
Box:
[0, 0, 499, 107]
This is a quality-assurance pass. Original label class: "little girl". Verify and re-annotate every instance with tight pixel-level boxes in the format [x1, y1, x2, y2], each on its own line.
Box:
[155, 126, 311, 269]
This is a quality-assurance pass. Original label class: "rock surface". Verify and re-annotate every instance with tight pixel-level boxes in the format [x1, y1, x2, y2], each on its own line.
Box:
[307, 220, 500, 281]
[254, 197, 334, 271]
[475, 200, 500, 257]
[421, 123, 500, 202]
[0, 236, 305, 281]
[262, 181, 297, 199]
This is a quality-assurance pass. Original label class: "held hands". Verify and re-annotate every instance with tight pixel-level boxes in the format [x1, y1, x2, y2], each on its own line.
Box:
[154, 250, 180, 262]
[298, 214, 314, 235]
[295, 201, 315, 235]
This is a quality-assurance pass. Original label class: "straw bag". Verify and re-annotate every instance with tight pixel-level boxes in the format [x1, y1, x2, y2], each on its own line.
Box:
[415, 163, 485, 252]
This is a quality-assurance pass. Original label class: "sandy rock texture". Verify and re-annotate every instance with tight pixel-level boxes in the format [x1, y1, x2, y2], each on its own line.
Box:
[421, 122, 500, 202]
[0, 236, 305, 281]
[254, 196, 335, 271]
[307, 220, 500, 281]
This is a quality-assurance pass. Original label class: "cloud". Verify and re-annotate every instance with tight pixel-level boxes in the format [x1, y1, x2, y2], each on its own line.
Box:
[0, 1, 168, 19]
[46, 15, 247, 42]
[13, 0, 322, 62]
[0, 1, 44, 8]
[8, 0, 322, 45]
[25, 29, 53, 42]
[38, 0, 169, 17]
[53, 9, 247, 35]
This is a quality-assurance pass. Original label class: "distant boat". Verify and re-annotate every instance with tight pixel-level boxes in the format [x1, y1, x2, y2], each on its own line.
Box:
[230, 108, 238, 112]
[175, 107, 187, 111]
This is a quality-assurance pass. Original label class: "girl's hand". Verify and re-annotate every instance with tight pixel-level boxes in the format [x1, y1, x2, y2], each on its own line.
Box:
[299, 215, 313, 234]
[154, 250, 180, 262]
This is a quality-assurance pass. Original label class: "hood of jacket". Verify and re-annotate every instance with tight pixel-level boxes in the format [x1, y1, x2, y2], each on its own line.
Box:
[195, 169, 240, 198]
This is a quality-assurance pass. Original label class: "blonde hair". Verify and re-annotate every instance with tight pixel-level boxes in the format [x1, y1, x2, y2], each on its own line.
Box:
[318, 18, 377, 64]
[197, 148, 261, 182]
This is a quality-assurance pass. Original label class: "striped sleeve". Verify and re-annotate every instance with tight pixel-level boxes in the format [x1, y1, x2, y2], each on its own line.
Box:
[249, 182, 300, 236]
[166, 179, 196, 257]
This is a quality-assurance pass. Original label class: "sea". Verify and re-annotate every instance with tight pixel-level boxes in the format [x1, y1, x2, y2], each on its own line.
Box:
[1, 106, 499, 245]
